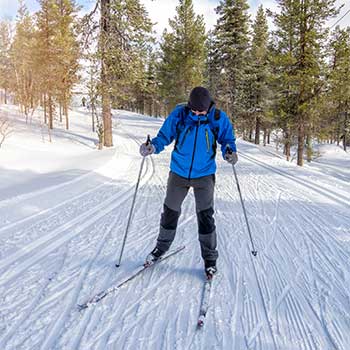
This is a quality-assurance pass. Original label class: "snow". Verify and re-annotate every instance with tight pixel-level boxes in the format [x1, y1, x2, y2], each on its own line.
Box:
[0, 103, 349, 350]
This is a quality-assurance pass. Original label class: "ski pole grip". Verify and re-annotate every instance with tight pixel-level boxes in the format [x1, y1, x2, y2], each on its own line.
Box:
[146, 134, 151, 146]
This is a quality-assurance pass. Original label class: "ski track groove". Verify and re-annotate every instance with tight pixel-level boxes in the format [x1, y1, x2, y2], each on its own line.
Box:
[215, 212, 244, 349]
[0, 187, 133, 288]
[0, 152, 155, 288]
[55, 155, 158, 350]
[104, 264, 182, 348]
[269, 206, 346, 349]
[240, 152, 350, 208]
[0, 131, 156, 347]
[90, 225, 195, 350]
[38, 216, 120, 350]
[219, 164, 278, 350]
[84, 186, 197, 350]
[80, 186, 191, 347]
[0, 134, 133, 235]
[39, 152, 155, 349]
[0, 246, 68, 349]
[219, 156, 349, 349]
[10, 208, 121, 350]
[0, 167, 132, 237]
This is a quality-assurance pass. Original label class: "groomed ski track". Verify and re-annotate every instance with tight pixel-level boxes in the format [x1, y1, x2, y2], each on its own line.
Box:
[0, 110, 349, 350]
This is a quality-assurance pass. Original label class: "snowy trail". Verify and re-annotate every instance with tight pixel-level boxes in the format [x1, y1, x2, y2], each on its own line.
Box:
[239, 151, 350, 208]
[0, 110, 349, 350]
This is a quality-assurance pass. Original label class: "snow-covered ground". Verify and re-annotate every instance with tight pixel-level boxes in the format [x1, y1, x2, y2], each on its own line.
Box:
[0, 104, 349, 350]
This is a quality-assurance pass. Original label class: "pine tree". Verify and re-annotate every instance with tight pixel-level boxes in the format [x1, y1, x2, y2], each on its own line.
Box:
[271, 0, 339, 165]
[158, 0, 207, 111]
[36, 0, 61, 129]
[11, 0, 36, 120]
[268, 1, 298, 160]
[248, 6, 270, 144]
[205, 30, 221, 101]
[0, 20, 12, 104]
[98, 0, 153, 146]
[99, 0, 112, 146]
[213, 0, 250, 120]
[140, 49, 160, 117]
[328, 26, 350, 151]
[35, 0, 80, 130]
[55, 0, 80, 130]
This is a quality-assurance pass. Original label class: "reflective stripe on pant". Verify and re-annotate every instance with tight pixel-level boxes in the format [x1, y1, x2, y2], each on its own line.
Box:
[156, 171, 217, 261]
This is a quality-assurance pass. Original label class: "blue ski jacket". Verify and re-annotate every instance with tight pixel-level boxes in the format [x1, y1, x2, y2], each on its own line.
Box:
[151, 104, 237, 179]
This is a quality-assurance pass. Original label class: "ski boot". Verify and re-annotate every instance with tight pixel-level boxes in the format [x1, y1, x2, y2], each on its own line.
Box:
[205, 260, 217, 280]
[144, 247, 165, 267]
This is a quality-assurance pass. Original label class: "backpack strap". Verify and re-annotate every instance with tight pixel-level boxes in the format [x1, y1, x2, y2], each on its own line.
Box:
[214, 108, 221, 121]
[209, 108, 221, 141]
[174, 105, 189, 149]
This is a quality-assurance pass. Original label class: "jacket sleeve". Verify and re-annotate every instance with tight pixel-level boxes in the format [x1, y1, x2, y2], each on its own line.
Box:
[217, 111, 237, 157]
[151, 108, 180, 154]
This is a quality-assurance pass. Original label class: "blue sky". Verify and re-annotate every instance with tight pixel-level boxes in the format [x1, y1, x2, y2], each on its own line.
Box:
[1, 0, 349, 33]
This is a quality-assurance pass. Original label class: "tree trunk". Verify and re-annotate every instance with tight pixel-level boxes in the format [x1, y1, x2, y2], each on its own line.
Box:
[255, 115, 260, 144]
[285, 143, 290, 161]
[284, 130, 291, 161]
[102, 90, 112, 146]
[101, 0, 113, 147]
[48, 94, 53, 130]
[263, 128, 267, 146]
[306, 132, 312, 162]
[336, 120, 341, 145]
[297, 120, 304, 166]
[65, 103, 69, 130]
[59, 103, 62, 122]
[91, 110, 95, 132]
[44, 95, 47, 125]
[343, 111, 348, 152]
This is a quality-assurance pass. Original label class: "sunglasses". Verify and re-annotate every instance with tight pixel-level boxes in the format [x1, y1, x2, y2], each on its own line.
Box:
[191, 109, 207, 116]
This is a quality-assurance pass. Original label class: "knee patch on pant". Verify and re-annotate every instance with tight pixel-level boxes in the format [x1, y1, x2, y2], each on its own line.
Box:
[197, 207, 215, 234]
[160, 204, 180, 230]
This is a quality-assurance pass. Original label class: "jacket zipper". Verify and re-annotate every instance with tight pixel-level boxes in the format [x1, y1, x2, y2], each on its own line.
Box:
[180, 127, 191, 148]
[205, 129, 210, 152]
[188, 117, 200, 179]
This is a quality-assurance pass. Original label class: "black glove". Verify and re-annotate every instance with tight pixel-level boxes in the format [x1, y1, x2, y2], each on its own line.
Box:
[224, 150, 238, 165]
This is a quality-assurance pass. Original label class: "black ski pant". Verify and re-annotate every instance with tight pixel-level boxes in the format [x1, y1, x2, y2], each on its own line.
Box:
[156, 171, 218, 262]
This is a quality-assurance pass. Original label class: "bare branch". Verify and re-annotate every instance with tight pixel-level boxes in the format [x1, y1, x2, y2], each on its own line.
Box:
[80, 1, 100, 50]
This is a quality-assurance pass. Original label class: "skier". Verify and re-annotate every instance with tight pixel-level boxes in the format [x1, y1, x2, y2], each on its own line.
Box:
[139, 86, 238, 278]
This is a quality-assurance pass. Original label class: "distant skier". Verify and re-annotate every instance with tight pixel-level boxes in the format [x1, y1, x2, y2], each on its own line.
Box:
[140, 86, 238, 278]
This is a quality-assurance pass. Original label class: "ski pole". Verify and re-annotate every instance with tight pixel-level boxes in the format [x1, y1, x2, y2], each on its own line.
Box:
[116, 135, 151, 267]
[227, 146, 258, 257]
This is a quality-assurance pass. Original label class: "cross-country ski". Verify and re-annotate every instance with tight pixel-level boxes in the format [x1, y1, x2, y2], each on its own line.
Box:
[78, 245, 185, 311]
[197, 277, 214, 329]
